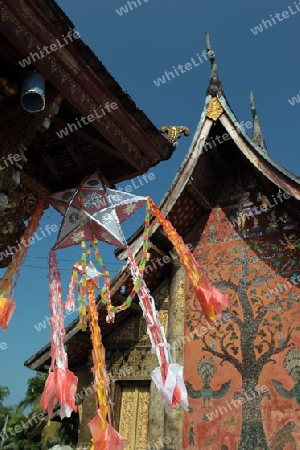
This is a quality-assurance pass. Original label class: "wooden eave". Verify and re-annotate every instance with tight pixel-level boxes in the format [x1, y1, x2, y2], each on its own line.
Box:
[0, 0, 174, 268]
[0, 0, 174, 180]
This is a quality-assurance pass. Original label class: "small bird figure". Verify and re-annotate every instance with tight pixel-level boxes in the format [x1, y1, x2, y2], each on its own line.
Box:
[185, 355, 231, 407]
[272, 348, 300, 405]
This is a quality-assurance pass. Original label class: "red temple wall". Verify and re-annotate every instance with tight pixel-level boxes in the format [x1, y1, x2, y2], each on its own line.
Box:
[183, 172, 300, 450]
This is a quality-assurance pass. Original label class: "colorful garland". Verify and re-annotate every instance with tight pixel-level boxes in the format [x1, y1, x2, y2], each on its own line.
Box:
[66, 200, 152, 325]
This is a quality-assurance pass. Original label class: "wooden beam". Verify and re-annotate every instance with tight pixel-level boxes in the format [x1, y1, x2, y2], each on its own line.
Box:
[20, 171, 51, 197]
[53, 117, 126, 161]
[208, 146, 232, 172]
[129, 302, 142, 314]
[66, 141, 88, 174]
[116, 239, 168, 262]
[32, 141, 64, 185]
[187, 180, 213, 210]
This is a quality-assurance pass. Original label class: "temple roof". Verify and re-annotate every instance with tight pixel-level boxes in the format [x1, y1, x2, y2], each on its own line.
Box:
[1, 0, 174, 183]
[115, 35, 300, 259]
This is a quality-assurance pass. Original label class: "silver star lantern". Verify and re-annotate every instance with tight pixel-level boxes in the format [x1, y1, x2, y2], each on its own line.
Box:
[48, 172, 146, 249]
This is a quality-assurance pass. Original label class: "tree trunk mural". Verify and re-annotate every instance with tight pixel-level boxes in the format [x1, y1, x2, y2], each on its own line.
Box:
[238, 378, 268, 450]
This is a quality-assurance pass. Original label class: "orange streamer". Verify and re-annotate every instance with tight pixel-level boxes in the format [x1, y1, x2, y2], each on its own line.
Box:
[0, 297, 16, 331]
[88, 280, 109, 419]
[87, 281, 128, 450]
[147, 197, 229, 321]
[0, 198, 45, 330]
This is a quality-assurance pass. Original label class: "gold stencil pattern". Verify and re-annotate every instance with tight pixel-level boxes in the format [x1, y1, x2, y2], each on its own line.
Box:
[119, 385, 150, 450]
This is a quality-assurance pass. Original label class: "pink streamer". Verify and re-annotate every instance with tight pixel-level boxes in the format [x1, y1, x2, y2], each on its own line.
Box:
[127, 247, 188, 412]
[41, 249, 78, 419]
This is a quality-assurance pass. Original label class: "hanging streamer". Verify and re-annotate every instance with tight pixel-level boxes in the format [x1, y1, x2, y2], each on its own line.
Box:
[147, 197, 230, 321]
[96, 200, 152, 322]
[0, 297, 16, 331]
[41, 249, 78, 419]
[87, 280, 129, 450]
[0, 198, 45, 330]
[127, 247, 188, 412]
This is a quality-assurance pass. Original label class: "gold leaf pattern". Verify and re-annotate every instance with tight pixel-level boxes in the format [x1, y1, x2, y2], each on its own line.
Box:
[206, 97, 224, 121]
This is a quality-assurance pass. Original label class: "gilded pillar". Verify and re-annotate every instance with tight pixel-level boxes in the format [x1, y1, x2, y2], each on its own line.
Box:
[148, 378, 165, 445]
[75, 359, 97, 449]
[164, 255, 185, 450]
[148, 303, 169, 444]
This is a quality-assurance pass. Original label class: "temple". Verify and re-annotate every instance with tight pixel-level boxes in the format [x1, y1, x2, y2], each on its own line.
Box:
[25, 32, 300, 450]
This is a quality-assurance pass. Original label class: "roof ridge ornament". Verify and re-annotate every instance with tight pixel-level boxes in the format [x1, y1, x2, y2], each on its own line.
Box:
[205, 32, 223, 97]
[206, 97, 224, 121]
[250, 91, 268, 154]
[161, 126, 190, 147]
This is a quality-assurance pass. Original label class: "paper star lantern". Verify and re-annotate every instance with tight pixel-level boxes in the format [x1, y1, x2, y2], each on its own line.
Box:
[48, 172, 146, 249]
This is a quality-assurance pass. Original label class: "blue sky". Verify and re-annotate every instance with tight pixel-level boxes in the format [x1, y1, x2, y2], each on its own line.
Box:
[1, 0, 300, 405]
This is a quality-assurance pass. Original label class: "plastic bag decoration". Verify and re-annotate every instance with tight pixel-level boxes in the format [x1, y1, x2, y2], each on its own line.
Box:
[0, 198, 45, 330]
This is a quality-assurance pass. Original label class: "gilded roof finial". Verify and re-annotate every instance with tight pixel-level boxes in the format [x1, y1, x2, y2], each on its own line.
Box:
[250, 91, 268, 154]
[205, 32, 223, 97]
[161, 126, 190, 147]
